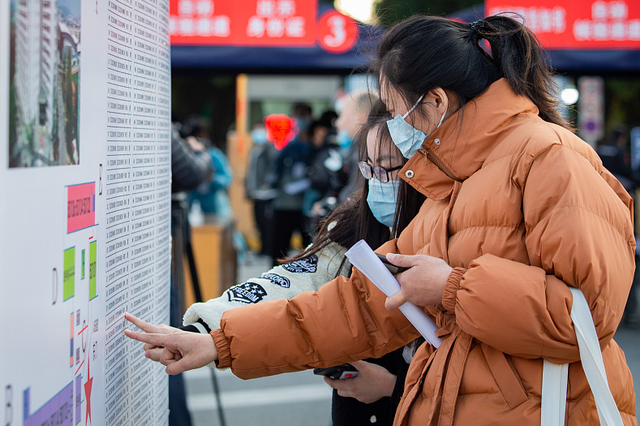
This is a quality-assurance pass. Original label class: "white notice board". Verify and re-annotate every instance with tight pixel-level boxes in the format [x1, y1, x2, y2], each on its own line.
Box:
[0, 0, 172, 425]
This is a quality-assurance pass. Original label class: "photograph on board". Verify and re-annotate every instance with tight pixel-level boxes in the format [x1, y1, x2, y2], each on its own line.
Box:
[8, 0, 81, 167]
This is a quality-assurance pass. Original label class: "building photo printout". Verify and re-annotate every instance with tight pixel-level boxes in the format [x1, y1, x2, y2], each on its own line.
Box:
[8, 0, 81, 167]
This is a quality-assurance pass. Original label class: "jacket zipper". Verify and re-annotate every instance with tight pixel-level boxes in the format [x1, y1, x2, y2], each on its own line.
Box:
[419, 148, 460, 182]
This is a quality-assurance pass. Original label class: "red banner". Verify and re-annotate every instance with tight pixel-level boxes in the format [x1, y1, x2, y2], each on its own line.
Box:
[486, 0, 640, 49]
[169, 0, 317, 46]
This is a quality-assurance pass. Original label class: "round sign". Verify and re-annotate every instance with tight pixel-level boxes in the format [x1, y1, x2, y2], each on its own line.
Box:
[317, 11, 359, 54]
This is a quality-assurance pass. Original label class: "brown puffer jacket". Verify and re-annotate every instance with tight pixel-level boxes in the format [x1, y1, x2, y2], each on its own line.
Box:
[212, 79, 637, 425]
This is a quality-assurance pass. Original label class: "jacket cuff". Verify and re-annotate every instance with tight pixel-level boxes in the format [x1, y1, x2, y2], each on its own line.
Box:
[211, 329, 232, 369]
[442, 267, 467, 312]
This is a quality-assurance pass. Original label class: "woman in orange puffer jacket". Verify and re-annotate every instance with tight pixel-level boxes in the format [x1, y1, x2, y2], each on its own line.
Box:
[126, 15, 637, 425]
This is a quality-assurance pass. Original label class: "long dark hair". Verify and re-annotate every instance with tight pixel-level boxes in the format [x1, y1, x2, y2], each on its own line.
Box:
[373, 14, 569, 129]
[286, 101, 426, 267]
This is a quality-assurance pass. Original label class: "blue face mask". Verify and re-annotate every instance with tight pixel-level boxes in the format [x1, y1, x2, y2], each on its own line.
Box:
[251, 128, 268, 145]
[386, 94, 447, 159]
[336, 129, 352, 150]
[366, 178, 399, 227]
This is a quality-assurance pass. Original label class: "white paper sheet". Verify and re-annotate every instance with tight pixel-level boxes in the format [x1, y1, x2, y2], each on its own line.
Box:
[345, 240, 442, 348]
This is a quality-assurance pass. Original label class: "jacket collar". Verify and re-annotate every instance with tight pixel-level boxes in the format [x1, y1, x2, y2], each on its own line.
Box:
[400, 79, 539, 200]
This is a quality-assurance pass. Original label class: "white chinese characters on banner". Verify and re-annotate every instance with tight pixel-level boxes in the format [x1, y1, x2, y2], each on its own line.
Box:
[574, 1, 640, 41]
[169, 0, 230, 38]
[487, 6, 567, 33]
[247, 0, 306, 38]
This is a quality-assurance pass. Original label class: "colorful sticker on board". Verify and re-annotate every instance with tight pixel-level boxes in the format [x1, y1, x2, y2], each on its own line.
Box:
[67, 182, 96, 233]
[64, 247, 75, 301]
[75, 375, 82, 426]
[81, 249, 85, 280]
[89, 240, 97, 300]
[23, 383, 73, 426]
[70, 313, 74, 367]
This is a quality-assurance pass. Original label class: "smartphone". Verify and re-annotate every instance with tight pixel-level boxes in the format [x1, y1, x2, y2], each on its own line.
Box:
[313, 363, 359, 380]
[376, 253, 408, 274]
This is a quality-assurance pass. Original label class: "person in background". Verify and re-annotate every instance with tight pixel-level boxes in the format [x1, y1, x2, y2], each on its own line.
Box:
[245, 122, 279, 256]
[183, 116, 234, 221]
[335, 91, 380, 203]
[310, 92, 379, 219]
[597, 124, 637, 192]
[267, 104, 314, 265]
[184, 116, 248, 262]
[292, 102, 313, 136]
[169, 123, 212, 426]
[304, 118, 341, 235]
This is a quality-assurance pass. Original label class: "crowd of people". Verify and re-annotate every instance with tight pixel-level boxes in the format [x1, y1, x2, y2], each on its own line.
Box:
[137, 13, 638, 426]
[245, 95, 378, 266]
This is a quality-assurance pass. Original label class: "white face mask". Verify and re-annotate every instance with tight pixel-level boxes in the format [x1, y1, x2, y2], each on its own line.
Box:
[386, 94, 448, 159]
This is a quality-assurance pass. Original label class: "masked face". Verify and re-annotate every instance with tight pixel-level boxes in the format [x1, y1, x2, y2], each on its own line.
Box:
[251, 128, 268, 145]
[364, 125, 404, 227]
[386, 94, 448, 159]
[367, 179, 399, 227]
[336, 129, 352, 150]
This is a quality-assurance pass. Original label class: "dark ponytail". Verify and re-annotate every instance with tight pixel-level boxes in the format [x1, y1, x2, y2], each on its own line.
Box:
[374, 15, 570, 129]
[477, 15, 568, 128]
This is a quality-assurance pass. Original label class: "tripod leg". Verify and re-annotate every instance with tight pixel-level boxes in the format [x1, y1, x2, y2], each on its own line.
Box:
[185, 241, 204, 305]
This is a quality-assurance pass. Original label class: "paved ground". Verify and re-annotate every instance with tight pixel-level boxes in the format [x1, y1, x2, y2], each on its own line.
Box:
[184, 255, 640, 425]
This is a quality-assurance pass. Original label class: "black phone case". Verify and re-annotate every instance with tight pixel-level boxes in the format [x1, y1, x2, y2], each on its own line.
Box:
[313, 363, 358, 380]
[376, 253, 408, 274]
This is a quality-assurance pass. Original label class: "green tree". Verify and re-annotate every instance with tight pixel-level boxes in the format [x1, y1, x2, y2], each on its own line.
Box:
[373, 0, 481, 28]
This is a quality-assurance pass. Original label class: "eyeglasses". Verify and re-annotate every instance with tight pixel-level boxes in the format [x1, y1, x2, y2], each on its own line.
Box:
[357, 161, 403, 183]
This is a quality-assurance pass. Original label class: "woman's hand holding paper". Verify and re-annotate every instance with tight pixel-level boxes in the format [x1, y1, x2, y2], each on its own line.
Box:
[384, 253, 452, 311]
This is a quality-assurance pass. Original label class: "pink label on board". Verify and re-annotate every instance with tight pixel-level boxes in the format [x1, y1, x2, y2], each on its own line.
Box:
[67, 183, 95, 233]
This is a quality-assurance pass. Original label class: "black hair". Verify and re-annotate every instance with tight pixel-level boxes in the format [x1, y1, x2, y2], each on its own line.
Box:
[182, 116, 208, 138]
[374, 15, 569, 130]
[308, 119, 331, 137]
[319, 110, 338, 128]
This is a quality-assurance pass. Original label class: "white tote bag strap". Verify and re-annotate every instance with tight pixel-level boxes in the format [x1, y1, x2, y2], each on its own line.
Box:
[541, 288, 624, 426]
[542, 360, 569, 425]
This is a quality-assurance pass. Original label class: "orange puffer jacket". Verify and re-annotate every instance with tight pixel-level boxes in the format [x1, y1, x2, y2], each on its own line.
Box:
[212, 79, 637, 425]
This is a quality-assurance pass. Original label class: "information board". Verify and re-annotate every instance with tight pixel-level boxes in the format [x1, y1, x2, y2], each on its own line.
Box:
[0, 0, 172, 425]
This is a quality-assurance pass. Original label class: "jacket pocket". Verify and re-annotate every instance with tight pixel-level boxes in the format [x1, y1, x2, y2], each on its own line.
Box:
[481, 344, 529, 409]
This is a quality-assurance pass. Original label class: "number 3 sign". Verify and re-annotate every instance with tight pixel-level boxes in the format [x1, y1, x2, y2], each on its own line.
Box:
[318, 10, 359, 54]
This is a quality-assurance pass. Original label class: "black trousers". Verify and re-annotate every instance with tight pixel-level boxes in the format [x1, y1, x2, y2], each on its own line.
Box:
[269, 209, 311, 265]
[253, 199, 273, 255]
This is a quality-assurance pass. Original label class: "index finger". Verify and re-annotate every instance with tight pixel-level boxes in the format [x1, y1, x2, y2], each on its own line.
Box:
[386, 253, 414, 267]
[124, 330, 178, 349]
[125, 312, 162, 334]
